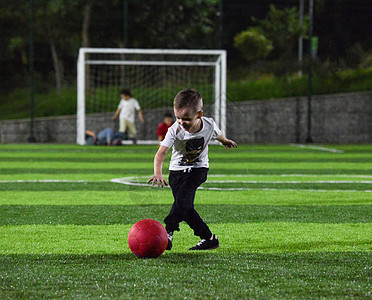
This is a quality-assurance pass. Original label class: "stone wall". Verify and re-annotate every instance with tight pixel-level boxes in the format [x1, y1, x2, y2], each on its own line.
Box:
[1, 91, 371, 144]
[226, 91, 371, 143]
[0, 115, 77, 144]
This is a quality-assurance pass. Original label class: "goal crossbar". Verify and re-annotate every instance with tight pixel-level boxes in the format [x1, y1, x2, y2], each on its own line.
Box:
[85, 60, 217, 67]
[79, 47, 224, 55]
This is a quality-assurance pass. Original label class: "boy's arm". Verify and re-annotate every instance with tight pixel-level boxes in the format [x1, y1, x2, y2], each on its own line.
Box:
[85, 130, 97, 143]
[112, 108, 120, 120]
[147, 145, 169, 187]
[138, 109, 144, 123]
[216, 135, 238, 149]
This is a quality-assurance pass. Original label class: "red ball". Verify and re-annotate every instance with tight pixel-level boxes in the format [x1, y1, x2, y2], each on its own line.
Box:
[128, 219, 168, 258]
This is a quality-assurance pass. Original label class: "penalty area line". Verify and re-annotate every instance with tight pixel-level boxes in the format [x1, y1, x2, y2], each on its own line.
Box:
[290, 143, 345, 153]
[110, 177, 372, 192]
[208, 180, 372, 184]
[208, 174, 372, 178]
[0, 180, 89, 183]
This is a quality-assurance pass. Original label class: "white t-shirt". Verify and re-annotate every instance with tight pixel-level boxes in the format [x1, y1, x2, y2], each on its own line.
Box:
[161, 117, 223, 171]
[117, 98, 141, 122]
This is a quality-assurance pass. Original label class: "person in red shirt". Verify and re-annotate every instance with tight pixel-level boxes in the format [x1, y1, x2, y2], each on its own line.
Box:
[157, 112, 174, 142]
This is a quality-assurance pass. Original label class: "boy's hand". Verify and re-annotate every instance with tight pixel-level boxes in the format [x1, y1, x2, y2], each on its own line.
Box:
[222, 139, 238, 149]
[147, 175, 168, 188]
[217, 135, 238, 149]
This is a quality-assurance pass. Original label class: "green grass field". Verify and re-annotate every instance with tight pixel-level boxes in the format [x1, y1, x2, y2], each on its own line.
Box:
[0, 144, 371, 298]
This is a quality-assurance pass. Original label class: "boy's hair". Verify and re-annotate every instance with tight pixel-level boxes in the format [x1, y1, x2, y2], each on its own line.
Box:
[164, 112, 173, 118]
[173, 88, 203, 113]
[120, 89, 132, 97]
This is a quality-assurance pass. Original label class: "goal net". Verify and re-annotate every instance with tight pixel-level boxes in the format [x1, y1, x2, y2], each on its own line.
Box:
[77, 48, 226, 145]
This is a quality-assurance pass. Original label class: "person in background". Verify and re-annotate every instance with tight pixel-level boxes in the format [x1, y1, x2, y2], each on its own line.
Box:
[157, 112, 174, 142]
[85, 128, 123, 145]
[112, 89, 144, 144]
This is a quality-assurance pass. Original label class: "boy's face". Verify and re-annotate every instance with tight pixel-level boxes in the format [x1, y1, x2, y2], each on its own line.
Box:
[121, 94, 131, 100]
[174, 107, 202, 132]
[164, 117, 173, 126]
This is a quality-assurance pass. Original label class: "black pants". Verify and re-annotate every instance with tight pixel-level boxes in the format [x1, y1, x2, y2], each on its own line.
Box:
[164, 167, 212, 240]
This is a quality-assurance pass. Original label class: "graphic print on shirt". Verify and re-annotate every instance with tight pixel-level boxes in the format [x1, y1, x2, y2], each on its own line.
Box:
[179, 137, 205, 166]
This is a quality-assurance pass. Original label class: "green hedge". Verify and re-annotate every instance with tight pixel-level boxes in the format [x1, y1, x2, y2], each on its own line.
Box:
[0, 67, 370, 120]
[0, 87, 77, 120]
[228, 67, 372, 102]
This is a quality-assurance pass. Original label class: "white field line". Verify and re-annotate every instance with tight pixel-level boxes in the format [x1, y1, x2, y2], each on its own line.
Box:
[205, 180, 372, 184]
[110, 177, 372, 192]
[0, 180, 88, 183]
[200, 187, 372, 192]
[2, 177, 371, 192]
[208, 174, 372, 178]
[290, 143, 345, 153]
[113, 175, 372, 179]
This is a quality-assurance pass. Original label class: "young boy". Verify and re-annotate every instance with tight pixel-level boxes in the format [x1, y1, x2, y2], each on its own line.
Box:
[112, 89, 144, 144]
[148, 88, 237, 250]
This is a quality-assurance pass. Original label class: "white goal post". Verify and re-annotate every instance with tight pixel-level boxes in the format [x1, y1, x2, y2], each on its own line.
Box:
[77, 48, 226, 145]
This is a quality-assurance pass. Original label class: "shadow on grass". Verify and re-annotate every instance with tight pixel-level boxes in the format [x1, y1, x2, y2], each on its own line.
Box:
[1, 251, 369, 263]
[1, 252, 370, 298]
[1, 204, 370, 225]
[0, 252, 219, 263]
[2, 168, 372, 176]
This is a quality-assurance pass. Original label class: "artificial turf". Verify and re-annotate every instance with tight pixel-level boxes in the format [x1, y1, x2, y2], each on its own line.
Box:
[0, 144, 371, 298]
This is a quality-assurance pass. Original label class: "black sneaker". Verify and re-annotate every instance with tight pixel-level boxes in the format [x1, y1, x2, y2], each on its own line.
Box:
[189, 234, 219, 250]
[166, 231, 173, 250]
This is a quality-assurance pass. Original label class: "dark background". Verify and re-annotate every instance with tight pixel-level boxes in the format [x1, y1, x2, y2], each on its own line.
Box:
[0, 0, 371, 93]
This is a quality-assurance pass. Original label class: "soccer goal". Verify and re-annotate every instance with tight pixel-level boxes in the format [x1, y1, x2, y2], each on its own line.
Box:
[76, 48, 226, 145]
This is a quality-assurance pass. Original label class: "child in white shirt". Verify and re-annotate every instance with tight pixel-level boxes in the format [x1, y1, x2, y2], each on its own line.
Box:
[148, 88, 237, 250]
[112, 89, 144, 144]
